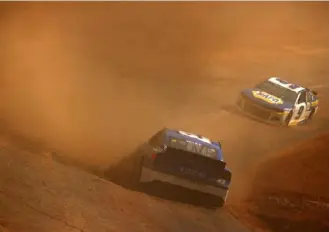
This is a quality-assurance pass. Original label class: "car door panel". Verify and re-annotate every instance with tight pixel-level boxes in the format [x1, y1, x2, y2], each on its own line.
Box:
[292, 91, 308, 122]
[293, 104, 307, 121]
[304, 91, 314, 119]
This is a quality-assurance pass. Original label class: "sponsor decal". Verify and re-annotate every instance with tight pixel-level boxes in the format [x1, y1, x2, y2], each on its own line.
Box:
[311, 100, 319, 107]
[252, 90, 283, 104]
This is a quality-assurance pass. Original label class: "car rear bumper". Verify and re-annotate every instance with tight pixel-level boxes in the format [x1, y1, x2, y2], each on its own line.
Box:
[139, 166, 229, 201]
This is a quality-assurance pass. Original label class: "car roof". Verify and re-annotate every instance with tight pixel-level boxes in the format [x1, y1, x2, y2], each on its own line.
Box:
[163, 128, 222, 151]
[267, 77, 306, 93]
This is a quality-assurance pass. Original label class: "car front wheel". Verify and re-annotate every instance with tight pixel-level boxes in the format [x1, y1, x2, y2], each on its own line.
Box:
[284, 111, 293, 126]
[308, 108, 316, 121]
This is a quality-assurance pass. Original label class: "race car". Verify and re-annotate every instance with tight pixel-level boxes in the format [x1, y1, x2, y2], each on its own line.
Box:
[236, 77, 319, 126]
[128, 128, 231, 207]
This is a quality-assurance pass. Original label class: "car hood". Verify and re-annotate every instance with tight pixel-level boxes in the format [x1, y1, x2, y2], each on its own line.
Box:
[241, 88, 294, 110]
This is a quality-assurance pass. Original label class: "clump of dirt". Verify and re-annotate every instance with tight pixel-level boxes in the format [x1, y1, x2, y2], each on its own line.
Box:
[229, 134, 329, 232]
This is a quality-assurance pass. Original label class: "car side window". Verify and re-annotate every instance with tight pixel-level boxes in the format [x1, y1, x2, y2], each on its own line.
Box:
[298, 91, 306, 104]
[306, 91, 312, 102]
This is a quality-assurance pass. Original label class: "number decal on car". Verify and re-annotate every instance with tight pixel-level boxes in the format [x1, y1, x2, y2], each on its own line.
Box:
[295, 105, 305, 120]
[276, 78, 289, 85]
[288, 84, 299, 89]
[275, 78, 301, 90]
[178, 131, 211, 144]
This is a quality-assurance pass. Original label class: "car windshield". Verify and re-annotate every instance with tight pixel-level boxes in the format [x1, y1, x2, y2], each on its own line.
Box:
[255, 81, 298, 103]
[168, 137, 218, 159]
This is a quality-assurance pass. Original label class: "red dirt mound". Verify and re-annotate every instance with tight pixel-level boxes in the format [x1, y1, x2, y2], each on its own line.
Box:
[229, 134, 329, 232]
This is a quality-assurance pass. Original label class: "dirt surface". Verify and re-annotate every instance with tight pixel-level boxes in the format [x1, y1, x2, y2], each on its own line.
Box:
[1, 2, 329, 232]
[0, 145, 251, 232]
[229, 134, 329, 232]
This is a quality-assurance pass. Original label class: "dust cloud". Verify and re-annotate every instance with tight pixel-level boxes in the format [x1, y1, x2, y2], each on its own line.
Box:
[1, 2, 329, 167]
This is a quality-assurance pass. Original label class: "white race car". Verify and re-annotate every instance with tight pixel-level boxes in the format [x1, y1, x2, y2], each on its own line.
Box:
[237, 77, 319, 126]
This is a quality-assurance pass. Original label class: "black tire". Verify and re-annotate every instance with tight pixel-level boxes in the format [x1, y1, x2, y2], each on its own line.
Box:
[284, 110, 293, 126]
[308, 108, 315, 121]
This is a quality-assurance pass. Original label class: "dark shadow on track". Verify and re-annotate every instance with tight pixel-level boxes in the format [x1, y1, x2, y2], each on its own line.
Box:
[5, 115, 302, 212]
[50, 150, 223, 209]
[221, 105, 280, 128]
[104, 153, 224, 210]
[137, 182, 223, 210]
[220, 104, 309, 130]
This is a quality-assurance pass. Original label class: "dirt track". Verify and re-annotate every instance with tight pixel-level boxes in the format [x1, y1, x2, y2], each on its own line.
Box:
[229, 134, 329, 232]
[1, 2, 329, 232]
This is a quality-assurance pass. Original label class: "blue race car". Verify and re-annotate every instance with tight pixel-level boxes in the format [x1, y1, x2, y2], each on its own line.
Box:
[237, 77, 319, 126]
[129, 128, 231, 207]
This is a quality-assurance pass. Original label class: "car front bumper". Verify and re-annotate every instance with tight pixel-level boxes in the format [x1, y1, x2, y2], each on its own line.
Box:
[237, 96, 290, 125]
[139, 166, 229, 202]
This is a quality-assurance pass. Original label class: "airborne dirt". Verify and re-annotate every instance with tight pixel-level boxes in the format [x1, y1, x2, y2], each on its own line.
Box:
[1, 2, 329, 232]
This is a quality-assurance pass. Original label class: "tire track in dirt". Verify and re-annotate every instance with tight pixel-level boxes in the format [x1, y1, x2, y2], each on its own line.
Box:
[1, 86, 327, 232]
[0, 146, 250, 232]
